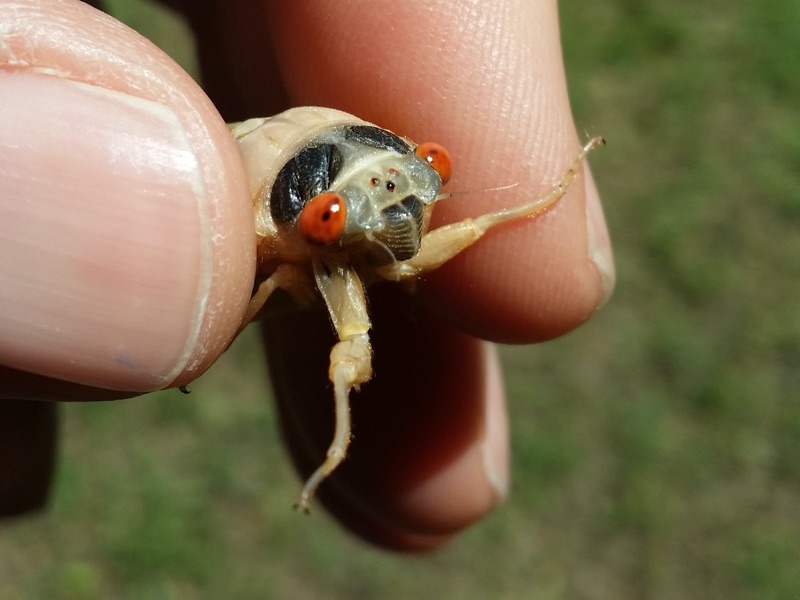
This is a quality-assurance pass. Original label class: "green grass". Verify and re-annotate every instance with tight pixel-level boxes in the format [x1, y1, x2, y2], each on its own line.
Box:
[2, 0, 799, 598]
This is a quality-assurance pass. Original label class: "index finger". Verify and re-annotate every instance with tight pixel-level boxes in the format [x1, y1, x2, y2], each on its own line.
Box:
[264, 0, 613, 341]
[272, 1, 613, 342]
[181, 0, 612, 341]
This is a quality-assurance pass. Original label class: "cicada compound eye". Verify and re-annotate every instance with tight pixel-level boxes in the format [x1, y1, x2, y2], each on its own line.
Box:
[415, 142, 453, 185]
[298, 192, 347, 246]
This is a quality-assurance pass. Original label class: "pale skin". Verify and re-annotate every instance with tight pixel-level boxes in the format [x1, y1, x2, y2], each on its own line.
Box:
[0, 0, 613, 550]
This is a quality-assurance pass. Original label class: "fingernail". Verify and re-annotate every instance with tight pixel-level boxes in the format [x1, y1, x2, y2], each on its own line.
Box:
[0, 72, 209, 391]
[481, 342, 510, 503]
[584, 167, 615, 307]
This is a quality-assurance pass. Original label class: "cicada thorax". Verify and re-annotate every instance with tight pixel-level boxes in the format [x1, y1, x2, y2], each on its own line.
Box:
[230, 107, 448, 272]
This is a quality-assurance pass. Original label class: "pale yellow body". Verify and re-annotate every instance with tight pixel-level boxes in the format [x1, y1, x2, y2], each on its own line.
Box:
[230, 107, 602, 511]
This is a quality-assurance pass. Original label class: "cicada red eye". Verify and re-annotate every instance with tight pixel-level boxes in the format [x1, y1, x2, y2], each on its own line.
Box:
[415, 142, 453, 185]
[298, 192, 346, 246]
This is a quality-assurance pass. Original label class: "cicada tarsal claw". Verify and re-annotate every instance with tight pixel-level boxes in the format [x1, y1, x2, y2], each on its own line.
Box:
[377, 135, 606, 282]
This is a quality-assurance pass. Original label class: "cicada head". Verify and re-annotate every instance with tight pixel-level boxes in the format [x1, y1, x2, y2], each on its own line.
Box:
[269, 123, 451, 266]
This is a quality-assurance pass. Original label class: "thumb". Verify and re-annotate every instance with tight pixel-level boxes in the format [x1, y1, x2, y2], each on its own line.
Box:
[0, 0, 255, 396]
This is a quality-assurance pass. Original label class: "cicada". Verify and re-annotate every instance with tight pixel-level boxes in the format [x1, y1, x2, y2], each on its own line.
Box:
[229, 107, 602, 512]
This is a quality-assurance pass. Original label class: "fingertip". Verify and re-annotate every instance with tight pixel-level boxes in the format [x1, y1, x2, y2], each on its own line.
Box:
[263, 0, 610, 342]
[385, 341, 509, 528]
[421, 153, 612, 343]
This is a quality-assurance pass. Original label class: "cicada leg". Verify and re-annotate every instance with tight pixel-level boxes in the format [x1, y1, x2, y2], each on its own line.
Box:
[294, 258, 373, 513]
[240, 263, 316, 329]
[378, 137, 605, 281]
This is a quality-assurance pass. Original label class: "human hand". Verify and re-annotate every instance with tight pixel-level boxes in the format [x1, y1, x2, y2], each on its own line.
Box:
[0, 0, 613, 550]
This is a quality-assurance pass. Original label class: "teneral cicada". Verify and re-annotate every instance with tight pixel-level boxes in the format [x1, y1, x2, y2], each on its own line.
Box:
[230, 107, 602, 512]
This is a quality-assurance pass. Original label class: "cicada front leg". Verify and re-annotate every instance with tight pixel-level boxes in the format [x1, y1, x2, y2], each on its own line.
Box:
[378, 137, 605, 281]
[293, 257, 373, 513]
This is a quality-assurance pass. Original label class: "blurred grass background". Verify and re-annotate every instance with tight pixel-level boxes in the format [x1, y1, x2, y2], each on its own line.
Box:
[2, 0, 799, 598]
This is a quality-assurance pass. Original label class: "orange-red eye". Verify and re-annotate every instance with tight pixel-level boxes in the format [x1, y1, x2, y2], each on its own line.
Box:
[298, 192, 346, 246]
[415, 142, 453, 185]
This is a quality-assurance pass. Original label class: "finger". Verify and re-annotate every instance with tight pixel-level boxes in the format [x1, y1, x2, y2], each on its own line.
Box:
[262, 284, 509, 550]
[264, 0, 614, 342]
[211, 0, 568, 542]
[0, 400, 57, 517]
[0, 0, 255, 398]
[168, 0, 512, 545]
[161, 1, 289, 120]
[190, 0, 610, 544]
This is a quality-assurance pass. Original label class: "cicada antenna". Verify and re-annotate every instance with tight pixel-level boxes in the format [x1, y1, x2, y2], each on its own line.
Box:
[435, 181, 520, 202]
[434, 135, 605, 204]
